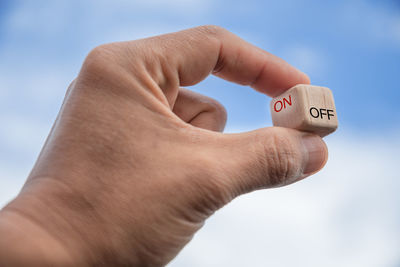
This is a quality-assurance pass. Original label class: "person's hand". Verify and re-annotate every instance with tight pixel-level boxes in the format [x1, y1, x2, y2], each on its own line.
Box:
[0, 26, 327, 266]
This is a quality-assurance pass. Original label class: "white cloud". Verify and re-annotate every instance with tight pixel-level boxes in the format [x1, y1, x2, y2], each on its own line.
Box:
[3, 0, 210, 37]
[0, 1, 399, 266]
[2, 125, 399, 266]
[169, 131, 400, 267]
[110, 0, 211, 11]
[4, 1, 71, 35]
[0, 113, 50, 206]
[0, 114, 50, 156]
[1, 106, 399, 266]
[281, 45, 326, 78]
[341, 0, 400, 47]
[0, 163, 28, 207]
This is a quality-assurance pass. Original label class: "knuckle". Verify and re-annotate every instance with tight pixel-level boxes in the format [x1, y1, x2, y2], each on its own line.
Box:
[195, 25, 227, 37]
[260, 129, 303, 187]
[78, 43, 144, 95]
[81, 44, 124, 78]
[205, 98, 227, 125]
[85, 44, 114, 66]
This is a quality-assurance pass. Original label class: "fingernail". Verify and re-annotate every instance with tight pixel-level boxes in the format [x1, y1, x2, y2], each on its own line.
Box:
[301, 134, 327, 176]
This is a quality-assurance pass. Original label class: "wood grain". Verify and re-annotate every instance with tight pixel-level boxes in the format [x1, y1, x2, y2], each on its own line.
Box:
[270, 84, 338, 137]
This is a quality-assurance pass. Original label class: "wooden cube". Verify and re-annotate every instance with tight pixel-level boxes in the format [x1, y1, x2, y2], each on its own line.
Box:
[270, 84, 338, 137]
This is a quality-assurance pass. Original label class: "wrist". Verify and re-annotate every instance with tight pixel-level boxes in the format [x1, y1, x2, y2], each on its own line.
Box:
[0, 207, 76, 266]
[2, 177, 148, 266]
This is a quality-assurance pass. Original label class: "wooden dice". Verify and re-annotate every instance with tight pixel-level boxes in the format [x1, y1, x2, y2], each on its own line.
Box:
[270, 84, 338, 137]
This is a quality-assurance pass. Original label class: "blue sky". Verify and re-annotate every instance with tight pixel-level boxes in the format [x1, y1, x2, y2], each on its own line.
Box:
[1, 0, 399, 132]
[0, 0, 400, 266]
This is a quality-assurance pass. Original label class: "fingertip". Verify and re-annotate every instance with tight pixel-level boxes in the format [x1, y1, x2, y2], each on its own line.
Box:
[299, 71, 311, 85]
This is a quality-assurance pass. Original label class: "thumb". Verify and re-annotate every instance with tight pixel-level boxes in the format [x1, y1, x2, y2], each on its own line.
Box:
[214, 127, 328, 197]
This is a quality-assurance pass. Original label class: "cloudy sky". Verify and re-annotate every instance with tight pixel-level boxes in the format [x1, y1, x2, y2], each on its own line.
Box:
[0, 0, 399, 266]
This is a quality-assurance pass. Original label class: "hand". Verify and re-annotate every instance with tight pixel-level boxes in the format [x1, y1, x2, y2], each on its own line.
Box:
[0, 25, 327, 266]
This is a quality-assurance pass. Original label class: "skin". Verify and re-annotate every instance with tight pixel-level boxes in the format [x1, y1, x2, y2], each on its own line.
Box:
[0, 25, 328, 266]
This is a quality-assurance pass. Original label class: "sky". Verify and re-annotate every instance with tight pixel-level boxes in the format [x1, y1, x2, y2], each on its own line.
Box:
[0, 0, 399, 266]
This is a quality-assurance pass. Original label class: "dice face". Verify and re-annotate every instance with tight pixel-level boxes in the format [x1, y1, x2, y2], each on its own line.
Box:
[270, 84, 338, 137]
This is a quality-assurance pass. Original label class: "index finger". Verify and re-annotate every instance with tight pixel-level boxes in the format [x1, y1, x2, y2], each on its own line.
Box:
[138, 25, 310, 98]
